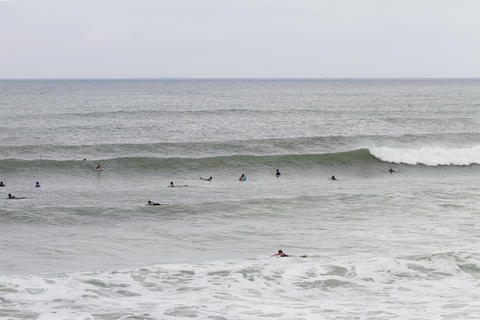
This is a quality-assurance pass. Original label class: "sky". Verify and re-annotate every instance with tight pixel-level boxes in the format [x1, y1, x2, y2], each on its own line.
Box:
[1, 0, 480, 78]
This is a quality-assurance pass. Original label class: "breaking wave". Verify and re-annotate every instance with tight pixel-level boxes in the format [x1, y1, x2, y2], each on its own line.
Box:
[1, 252, 479, 319]
[2, 145, 480, 174]
[370, 146, 480, 166]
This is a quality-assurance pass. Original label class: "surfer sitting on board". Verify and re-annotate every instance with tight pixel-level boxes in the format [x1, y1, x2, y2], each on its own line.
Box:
[0, 181, 5, 187]
[96, 164, 103, 171]
[276, 169, 281, 177]
[239, 174, 247, 181]
[388, 168, 395, 174]
[330, 175, 337, 181]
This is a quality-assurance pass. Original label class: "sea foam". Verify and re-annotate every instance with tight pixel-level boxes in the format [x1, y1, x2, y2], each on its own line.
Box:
[369, 146, 480, 166]
[1, 253, 479, 319]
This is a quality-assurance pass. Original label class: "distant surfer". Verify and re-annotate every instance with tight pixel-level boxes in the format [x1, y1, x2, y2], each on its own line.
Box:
[330, 175, 337, 181]
[239, 174, 247, 181]
[388, 168, 395, 174]
[35, 181, 41, 188]
[200, 176, 213, 181]
[271, 249, 308, 258]
[272, 250, 289, 257]
[0, 181, 5, 187]
[276, 169, 281, 177]
[147, 200, 162, 206]
[96, 164, 103, 171]
[7, 193, 25, 199]
[169, 181, 188, 187]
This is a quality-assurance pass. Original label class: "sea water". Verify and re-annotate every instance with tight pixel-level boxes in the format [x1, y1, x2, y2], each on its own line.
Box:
[1, 79, 480, 319]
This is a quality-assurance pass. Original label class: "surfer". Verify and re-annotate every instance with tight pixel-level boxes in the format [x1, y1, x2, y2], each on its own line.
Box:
[96, 164, 103, 171]
[200, 176, 213, 181]
[239, 174, 247, 181]
[35, 181, 41, 188]
[169, 181, 188, 187]
[147, 200, 162, 206]
[0, 181, 5, 187]
[8, 193, 26, 199]
[276, 169, 281, 177]
[388, 168, 395, 174]
[272, 250, 289, 257]
[330, 175, 337, 181]
[271, 249, 308, 258]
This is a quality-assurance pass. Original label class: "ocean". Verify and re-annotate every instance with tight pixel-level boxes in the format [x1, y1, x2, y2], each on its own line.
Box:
[1, 79, 480, 319]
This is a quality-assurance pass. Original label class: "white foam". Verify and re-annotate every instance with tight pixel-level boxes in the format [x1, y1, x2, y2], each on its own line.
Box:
[369, 146, 480, 166]
[1, 253, 480, 319]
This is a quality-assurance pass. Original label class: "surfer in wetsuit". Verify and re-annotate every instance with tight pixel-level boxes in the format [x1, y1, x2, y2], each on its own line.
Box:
[147, 200, 161, 206]
[35, 182, 40, 188]
[200, 176, 213, 181]
[271, 249, 308, 258]
[272, 250, 289, 257]
[8, 193, 26, 199]
[169, 181, 188, 187]
[276, 169, 281, 177]
[0, 181, 5, 187]
[96, 164, 103, 171]
[330, 175, 337, 181]
[388, 168, 395, 174]
[239, 174, 247, 181]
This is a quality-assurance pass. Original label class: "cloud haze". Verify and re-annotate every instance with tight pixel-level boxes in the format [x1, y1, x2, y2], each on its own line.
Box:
[1, 0, 479, 78]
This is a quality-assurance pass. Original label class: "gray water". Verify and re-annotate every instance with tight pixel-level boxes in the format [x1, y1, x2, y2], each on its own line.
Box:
[1, 79, 480, 319]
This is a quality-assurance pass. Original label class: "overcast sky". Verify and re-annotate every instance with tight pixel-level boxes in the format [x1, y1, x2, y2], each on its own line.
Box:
[1, 0, 479, 78]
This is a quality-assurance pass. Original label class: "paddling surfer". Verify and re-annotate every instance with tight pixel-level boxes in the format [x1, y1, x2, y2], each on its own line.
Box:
[272, 250, 289, 257]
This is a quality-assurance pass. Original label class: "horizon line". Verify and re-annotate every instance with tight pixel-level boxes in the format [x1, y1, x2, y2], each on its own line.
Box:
[1, 76, 480, 81]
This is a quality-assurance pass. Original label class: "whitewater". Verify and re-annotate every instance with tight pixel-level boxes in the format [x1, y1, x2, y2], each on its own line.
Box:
[1, 79, 480, 319]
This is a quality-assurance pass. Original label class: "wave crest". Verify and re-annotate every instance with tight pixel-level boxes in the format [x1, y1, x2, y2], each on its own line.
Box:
[2, 146, 480, 174]
[369, 146, 480, 166]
